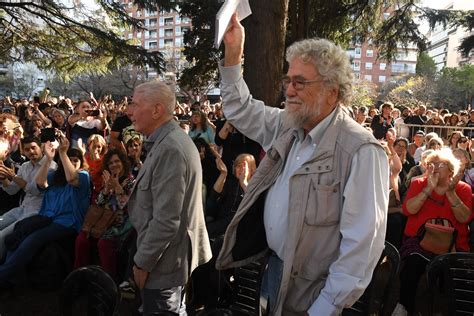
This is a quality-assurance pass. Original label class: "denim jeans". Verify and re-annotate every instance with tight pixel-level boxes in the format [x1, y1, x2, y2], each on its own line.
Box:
[0, 207, 36, 261]
[0, 223, 75, 284]
[142, 285, 186, 315]
[261, 252, 284, 313]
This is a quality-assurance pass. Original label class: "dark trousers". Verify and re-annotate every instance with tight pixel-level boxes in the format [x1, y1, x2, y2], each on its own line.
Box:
[0, 223, 75, 284]
[399, 254, 429, 313]
[142, 285, 186, 315]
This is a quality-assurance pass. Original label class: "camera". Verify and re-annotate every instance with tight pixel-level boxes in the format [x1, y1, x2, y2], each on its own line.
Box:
[87, 109, 100, 116]
[40, 128, 59, 143]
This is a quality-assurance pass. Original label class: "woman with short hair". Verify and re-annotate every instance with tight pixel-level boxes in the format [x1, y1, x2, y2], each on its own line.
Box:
[397, 148, 473, 314]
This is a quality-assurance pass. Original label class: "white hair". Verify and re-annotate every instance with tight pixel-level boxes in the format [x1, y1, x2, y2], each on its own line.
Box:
[134, 80, 176, 115]
[286, 38, 353, 105]
[426, 148, 461, 176]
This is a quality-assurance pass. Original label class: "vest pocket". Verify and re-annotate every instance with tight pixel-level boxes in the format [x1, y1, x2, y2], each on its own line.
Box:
[305, 180, 341, 225]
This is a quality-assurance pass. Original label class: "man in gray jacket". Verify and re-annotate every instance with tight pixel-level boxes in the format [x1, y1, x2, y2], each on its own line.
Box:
[216, 14, 389, 315]
[128, 81, 211, 315]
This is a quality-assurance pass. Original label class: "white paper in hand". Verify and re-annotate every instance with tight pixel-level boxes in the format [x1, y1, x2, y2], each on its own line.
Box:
[214, 0, 252, 49]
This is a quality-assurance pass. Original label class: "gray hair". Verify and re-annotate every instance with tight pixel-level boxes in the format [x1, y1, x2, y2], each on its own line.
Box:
[286, 38, 353, 105]
[426, 148, 461, 176]
[134, 80, 175, 115]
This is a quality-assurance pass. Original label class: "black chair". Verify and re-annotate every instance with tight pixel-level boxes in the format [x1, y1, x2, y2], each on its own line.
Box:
[60, 265, 120, 316]
[197, 257, 268, 316]
[227, 258, 267, 315]
[342, 241, 401, 316]
[426, 252, 474, 316]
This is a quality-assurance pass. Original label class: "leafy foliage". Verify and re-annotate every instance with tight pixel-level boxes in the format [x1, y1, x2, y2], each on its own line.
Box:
[350, 80, 378, 109]
[421, 8, 474, 56]
[0, 0, 164, 80]
[416, 52, 437, 79]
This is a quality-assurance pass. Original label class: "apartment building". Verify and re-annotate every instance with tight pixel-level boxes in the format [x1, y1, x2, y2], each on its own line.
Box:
[120, 1, 191, 79]
[347, 41, 418, 85]
[426, 0, 474, 71]
[347, 5, 418, 85]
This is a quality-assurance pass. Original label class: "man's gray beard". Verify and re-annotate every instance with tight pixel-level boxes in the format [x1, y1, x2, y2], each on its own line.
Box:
[285, 100, 321, 129]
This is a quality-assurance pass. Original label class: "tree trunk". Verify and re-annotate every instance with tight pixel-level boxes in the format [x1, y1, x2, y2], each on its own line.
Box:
[242, 0, 289, 106]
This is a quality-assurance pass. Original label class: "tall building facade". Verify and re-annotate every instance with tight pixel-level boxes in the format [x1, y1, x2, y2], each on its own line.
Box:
[346, 5, 418, 85]
[347, 41, 418, 85]
[120, 1, 191, 80]
[426, 0, 474, 71]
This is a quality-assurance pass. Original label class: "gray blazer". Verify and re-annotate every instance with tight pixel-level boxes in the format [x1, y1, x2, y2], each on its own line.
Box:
[128, 119, 212, 289]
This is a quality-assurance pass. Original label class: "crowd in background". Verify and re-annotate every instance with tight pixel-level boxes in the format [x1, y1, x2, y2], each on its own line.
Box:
[0, 91, 473, 314]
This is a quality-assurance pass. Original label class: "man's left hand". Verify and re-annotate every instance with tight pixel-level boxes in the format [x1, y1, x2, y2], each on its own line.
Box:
[133, 265, 149, 290]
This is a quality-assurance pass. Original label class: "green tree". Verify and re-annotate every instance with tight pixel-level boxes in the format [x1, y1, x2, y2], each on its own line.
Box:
[0, 0, 165, 80]
[434, 66, 474, 110]
[350, 81, 378, 109]
[423, 9, 474, 57]
[416, 52, 437, 79]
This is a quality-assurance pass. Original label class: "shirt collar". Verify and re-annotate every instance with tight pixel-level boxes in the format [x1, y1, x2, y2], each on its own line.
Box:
[144, 120, 173, 152]
[292, 107, 338, 146]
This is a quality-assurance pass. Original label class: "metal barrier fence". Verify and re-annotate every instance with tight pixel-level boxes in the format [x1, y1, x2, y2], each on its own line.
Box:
[394, 124, 474, 140]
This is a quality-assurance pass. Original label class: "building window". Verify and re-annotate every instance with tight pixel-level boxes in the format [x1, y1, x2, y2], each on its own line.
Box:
[380, 63, 386, 70]
[148, 18, 157, 27]
[365, 62, 373, 70]
[364, 75, 372, 81]
[164, 28, 174, 37]
[164, 39, 173, 47]
[366, 49, 374, 57]
[355, 48, 361, 58]
[379, 75, 386, 83]
[182, 27, 190, 34]
[354, 72, 361, 80]
[137, 31, 142, 38]
[353, 61, 360, 71]
[148, 30, 157, 38]
[175, 26, 181, 36]
[164, 17, 174, 25]
[383, 12, 390, 20]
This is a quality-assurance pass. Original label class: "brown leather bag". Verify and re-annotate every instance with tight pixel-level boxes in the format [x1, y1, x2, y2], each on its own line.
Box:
[82, 205, 117, 239]
[420, 222, 457, 254]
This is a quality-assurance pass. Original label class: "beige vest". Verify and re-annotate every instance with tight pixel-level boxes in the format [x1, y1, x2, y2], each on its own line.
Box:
[216, 106, 384, 315]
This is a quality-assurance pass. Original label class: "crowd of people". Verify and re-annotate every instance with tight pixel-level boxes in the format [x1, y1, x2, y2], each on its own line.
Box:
[0, 15, 472, 316]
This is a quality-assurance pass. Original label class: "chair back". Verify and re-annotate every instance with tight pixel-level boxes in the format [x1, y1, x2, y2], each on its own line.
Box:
[342, 241, 401, 315]
[427, 252, 474, 316]
[60, 265, 120, 316]
[228, 258, 267, 315]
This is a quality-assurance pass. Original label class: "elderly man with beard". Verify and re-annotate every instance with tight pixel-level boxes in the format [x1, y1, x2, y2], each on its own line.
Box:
[215, 14, 389, 316]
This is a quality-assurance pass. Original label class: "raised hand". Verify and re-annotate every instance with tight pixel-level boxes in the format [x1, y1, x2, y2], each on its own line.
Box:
[58, 134, 69, 154]
[426, 163, 439, 190]
[44, 141, 56, 161]
[215, 157, 227, 174]
[448, 172, 462, 192]
[223, 13, 245, 66]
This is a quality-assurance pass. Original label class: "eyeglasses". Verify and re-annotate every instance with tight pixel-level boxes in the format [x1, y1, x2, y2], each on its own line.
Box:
[394, 143, 407, 149]
[430, 162, 448, 169]
[281, 76, 325, 91]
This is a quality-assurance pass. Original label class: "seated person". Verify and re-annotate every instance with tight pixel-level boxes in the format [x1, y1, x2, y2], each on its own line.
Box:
[124, 133, 143, 178]
[0, 136, 90, 286]
[191, 153, 256, 309]
[82, 134, 108, 200]
[74, 149, 135, 279]
[68, 101, 106, 148]
[397, 148, 473, 314]
[0, 136, 57, 260]
[206, 153, 256, 238]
